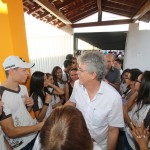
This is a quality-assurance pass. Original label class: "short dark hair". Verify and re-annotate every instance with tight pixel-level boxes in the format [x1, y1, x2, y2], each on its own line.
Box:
[63, 59, 72, 68]
[114, 58, 123, 65]
[40, 106, 93, 150]
[66, 54, 74, 60]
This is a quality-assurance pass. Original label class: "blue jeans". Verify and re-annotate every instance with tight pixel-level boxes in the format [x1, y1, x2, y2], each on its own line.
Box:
[123, 135, 133, 150]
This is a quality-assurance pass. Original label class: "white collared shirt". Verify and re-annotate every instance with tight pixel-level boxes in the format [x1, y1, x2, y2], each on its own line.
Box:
[70, 80, 124, 150]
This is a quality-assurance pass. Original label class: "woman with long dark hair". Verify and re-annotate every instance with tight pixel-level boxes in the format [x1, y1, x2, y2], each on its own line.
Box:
[66, 68, 79, 98]
[30, 71, 52, 122]
[52, 66, 69, 103]
[124, 71, 150, 150]
[46, 73, 64, 108]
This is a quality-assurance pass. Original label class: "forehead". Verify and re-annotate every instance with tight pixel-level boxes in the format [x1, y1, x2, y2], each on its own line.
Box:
[48, 75, 53, 78]
[13, 68, 26, 71]
[78, 63, 86, 68]
[56, 68, 62, 72]
[123, 72, 129, 76]
[70, 70, 77, 74]
[114, 61, 119, 64]
[128, 73, 131, 78]
[105, 56, 113, 62]
[138, 74, 143, 79]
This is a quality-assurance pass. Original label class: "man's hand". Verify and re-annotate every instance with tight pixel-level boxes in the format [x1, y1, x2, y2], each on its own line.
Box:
[22, 95, 34, 112]
[23, 95, 34, 107]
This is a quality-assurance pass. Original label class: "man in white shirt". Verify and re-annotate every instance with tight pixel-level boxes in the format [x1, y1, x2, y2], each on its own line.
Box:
[66, 51, 124, 150]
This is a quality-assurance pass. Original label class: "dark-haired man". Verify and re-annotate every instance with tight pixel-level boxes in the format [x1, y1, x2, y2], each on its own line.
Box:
[62, 59, 72, 82]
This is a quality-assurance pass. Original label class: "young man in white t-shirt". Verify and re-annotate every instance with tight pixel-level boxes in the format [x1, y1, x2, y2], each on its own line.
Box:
[0, 56, 44, 150]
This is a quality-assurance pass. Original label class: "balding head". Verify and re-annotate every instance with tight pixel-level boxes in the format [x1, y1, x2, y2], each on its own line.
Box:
[104, 53, 114, 70]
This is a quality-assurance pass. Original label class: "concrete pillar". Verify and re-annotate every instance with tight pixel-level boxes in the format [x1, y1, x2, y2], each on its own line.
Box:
[0, 0, 29, 83]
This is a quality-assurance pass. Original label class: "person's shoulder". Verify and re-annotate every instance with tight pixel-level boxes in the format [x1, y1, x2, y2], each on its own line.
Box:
[112, 67, 120, 73]
[74, 80, 80, 86]
[19, 84, 27, 90]
[0, 86, 6, 95]
[102, 81, 121, 98]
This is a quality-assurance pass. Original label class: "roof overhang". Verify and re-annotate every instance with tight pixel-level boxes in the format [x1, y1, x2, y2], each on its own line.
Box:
[74, 31, 127, 50]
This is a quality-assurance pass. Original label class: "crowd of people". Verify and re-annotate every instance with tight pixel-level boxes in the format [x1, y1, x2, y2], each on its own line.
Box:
[0, 51, 149, 150]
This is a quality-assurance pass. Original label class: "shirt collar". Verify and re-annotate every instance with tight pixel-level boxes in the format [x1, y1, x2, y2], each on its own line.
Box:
[98, 80, 105, 94]
[79, 80, 104, 94]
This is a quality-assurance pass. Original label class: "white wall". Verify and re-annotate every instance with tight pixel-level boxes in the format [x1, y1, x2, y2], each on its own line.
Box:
[24, 14, 73, 74]
[124, 23, 150, 71]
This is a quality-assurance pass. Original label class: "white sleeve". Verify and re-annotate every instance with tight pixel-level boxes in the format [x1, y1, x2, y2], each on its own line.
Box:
[108, 95, 124, 127]
[69, 81, 77, 104]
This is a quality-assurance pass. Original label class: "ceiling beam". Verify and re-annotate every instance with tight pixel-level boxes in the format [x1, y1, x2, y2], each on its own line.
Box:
[60, 24, 73, 35]
[107, 0, 137, 7]
[97, 0, 102, 21]
[133, 0, 150, 21]
[34, 0, 72, 25]
[72, 19, 133, 28]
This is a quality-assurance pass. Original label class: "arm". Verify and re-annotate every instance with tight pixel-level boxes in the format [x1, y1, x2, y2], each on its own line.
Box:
[35, 94, 52, 122]
[126, 91, 138, 111]
[107, 126, 119, 150]
[0, 117, 43, 138]
[64, 83, 69, 101]
[123, 91, 138, 126]
[48, 83, 64, 95]
[0, 100, 3, 115]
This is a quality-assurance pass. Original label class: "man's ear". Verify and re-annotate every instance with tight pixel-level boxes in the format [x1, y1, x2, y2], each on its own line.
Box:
[91, 72, 97, 80]
[8, 68, 14, 75]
